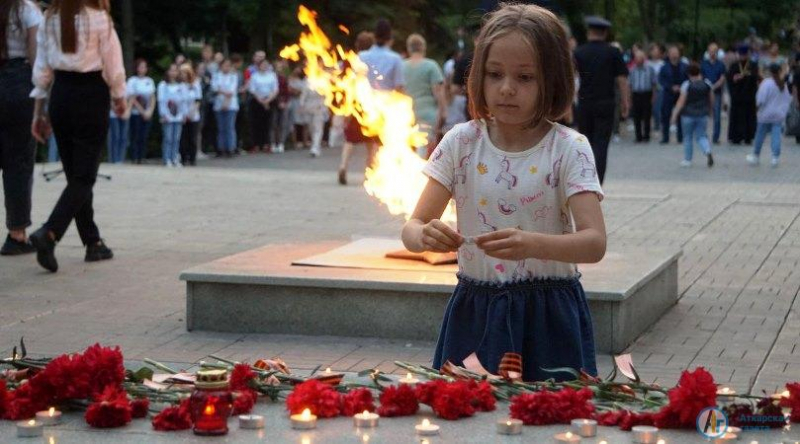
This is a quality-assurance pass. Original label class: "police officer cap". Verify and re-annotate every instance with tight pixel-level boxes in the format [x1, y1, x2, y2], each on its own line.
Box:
[585, 16, 612, 29]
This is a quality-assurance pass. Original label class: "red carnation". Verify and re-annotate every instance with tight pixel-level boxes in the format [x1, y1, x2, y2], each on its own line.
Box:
[230, 363, 257, 392]
[152, 399, 192, 431]
[415, 380, 447, 406]
[285, 380, 342, 418]
[377, 384, 419, 417]
[4, 382, 47, 420]
[510, 387, 595, 425]
[755, 397, 787, 428]
[39, 353, 90, 402]
[131, 398, 150, 418]
[80, 344, 125, 396]
[233, 390, 258, 415]
[431, 381, 475, 420]
[85, 385, 132, 428]
[468, 380, 496, 412]
[783, 382, 800, 423]
[653, 367, 716, 429]
[596, 410, 627, 426]
[619, 411, 656, 431]
[341, 388, 375, 416]
[0, 380, 8, 419]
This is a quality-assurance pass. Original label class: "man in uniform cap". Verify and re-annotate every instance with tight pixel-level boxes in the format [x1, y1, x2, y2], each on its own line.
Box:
[573, 16, 629, 184]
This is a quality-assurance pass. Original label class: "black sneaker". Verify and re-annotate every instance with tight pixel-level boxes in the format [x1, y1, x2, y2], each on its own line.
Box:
[85, 240, 114, 262]
[29, 227, 58, 272]
[338, 169, 347, 185]
[707, 153, 714, 168]
[0, 235, 36, 256]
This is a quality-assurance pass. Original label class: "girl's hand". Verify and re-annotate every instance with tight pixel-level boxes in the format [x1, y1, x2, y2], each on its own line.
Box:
[475, 228, 537, 261]
[31, 115, 51, 144]
[420, 219, 463, 252]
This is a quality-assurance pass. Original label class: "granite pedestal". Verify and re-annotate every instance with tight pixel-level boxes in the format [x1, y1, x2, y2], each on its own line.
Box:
[181, 240, 680, 353]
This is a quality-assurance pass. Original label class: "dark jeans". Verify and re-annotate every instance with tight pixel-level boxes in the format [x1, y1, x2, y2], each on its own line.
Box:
[248, 97, 272, 148]
[44, 70, 109, 246]
[180, 120, 199, 164]
[631, 91, 653, 141]
[0, 59, 35, 230]
[660, 91, 683, 143]
[576, 99, 614, 184]
[129, 114, 152, 161]
[201, 102, 216, 152]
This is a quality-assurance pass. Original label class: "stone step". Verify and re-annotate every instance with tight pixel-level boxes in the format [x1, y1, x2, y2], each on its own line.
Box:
[181, 239, 680, 353]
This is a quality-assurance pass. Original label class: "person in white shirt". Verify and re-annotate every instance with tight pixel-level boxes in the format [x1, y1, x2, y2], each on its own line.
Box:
[127, 58, 155, 164]
[0, 0, 41, 256]
[28, 0, 126, 273]
[300, 79, 328, 158]
[246, 58, 278, 152]
[211, 58, 239, 157]
[179, 63, 202, 166]
[157, 63, 186, 167]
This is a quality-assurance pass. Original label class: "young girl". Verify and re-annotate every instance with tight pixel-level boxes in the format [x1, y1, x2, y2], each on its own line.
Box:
[179, 63, 201, 166]
[157, 63, 186, 167]
[127, 59, 156, 164]
[670, 62, 714, 168]
[747, 63, 793, 168]
[402, 3, 606, 382]
[211, 58, 239, 157]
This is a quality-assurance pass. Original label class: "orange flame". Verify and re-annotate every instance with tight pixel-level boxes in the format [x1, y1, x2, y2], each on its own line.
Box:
[280, 6, 455, 222]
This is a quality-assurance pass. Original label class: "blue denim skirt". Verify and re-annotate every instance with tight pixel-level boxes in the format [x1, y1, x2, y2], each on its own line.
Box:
[432, 274, 597, 382]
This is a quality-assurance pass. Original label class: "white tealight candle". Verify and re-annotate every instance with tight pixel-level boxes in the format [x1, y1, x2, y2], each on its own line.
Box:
[290, 408, 317, 430]
[713, 432, 738, 443]
[632, 425, 659, 444]
[726, 426, 742, 435]
[36, 407, 62, 426]
[554, 431, 581, 443]
[571, 418, 597, 437]
[238, 414, 265, 429]
[496, 418, 523, 435]
[17, 419, 43, 438]
[415, 418, 440, 436]
[353, 410, 379, 428]
[399, 373, 420, 386]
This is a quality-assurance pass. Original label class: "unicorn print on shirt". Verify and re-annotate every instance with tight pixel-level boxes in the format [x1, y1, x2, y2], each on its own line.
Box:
[576, 151, 597, 178]
[497, 198, 517, 215]
[495, 156, 518, 190]
[545, 155, 562, 188]
[511, 260, 532, 280]
[454, 153, 473, 185]
[477, 210, 497, 233]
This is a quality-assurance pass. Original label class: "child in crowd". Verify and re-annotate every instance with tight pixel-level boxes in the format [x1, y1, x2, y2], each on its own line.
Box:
[402, 3, 606, 381]
[158, 63, 186, 167]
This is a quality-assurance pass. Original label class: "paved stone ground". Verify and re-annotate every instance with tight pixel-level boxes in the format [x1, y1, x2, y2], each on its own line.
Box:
[2, 130, 800, 402]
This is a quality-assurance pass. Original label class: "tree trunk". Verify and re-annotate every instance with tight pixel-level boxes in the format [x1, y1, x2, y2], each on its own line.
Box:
[120, 0, 134, 72]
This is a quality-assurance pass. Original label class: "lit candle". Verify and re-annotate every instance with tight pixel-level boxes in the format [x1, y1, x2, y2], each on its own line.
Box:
[598, 441, 608, 444]
[415, 418, 440, 436]
[353, 410, 379, 428]
[771, 390, 790, 401]
[726, 426, 741, 434]
[496, 418, 523, 435]
[399, 372, 420, 386]
[717, 387, 737, 406]
[553, 431, 581, 443]
[632, 425, 659, 444]
[713, 432, 738, 443]
[325, 367, 332, 374]
[657, 440, 666, 444]
[290, 408, 317, 430]
[238, 414, 265, 429]
[571, 418, 597, 437]
[17, 419, 43, 438]
[36, 407, 62, 426]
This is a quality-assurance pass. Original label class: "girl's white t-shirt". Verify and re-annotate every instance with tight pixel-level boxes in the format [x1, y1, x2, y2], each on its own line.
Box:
[157, 81, 186, 123]
[5, 0, 42, 59]
[183, 80, 202, 122]
[423, 120, 604, 282]
[211, 72, 239, 111]
[127, 75, 155, 116]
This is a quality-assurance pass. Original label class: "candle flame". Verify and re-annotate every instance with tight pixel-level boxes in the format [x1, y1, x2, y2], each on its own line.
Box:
[506, 420, 512, 426]
[406, 373, 413, 379]
[422, 419, 430, 427]
[204, 404, 215, 416]
[50, 437, 55, 444]
[362, 434, 369, 443]
[325, 367, 331, 374]
[301, 408, 312, 420]
[565, 432, 572, 438]
[599, 441, 608, 444]
[302, 438, 311, 444]
[280, 5, 455, 223]
[362, 410, 370, 416]
[28, 419, 35, 425]
[49, 407, 55, 416]
[782, 390, 790, 398]
[657, 440, 666, 444]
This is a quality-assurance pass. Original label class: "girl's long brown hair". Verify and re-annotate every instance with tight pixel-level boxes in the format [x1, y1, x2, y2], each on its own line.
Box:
[47, 0, 109, 54]
[0, 0, 24, 59]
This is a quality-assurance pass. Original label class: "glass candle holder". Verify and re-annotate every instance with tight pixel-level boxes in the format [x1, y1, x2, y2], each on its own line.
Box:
[190, 369, 233, 436]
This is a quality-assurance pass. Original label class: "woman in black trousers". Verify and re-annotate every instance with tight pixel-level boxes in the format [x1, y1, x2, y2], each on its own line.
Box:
[0, 0, 41, 256]
[29, 0, 126, 272]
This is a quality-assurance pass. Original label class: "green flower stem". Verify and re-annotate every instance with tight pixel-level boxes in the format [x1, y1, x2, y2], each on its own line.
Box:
[142, 358, 178, 375]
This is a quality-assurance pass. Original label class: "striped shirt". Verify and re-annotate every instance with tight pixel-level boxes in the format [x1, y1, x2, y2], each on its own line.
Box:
[629, 64, 656, 93]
